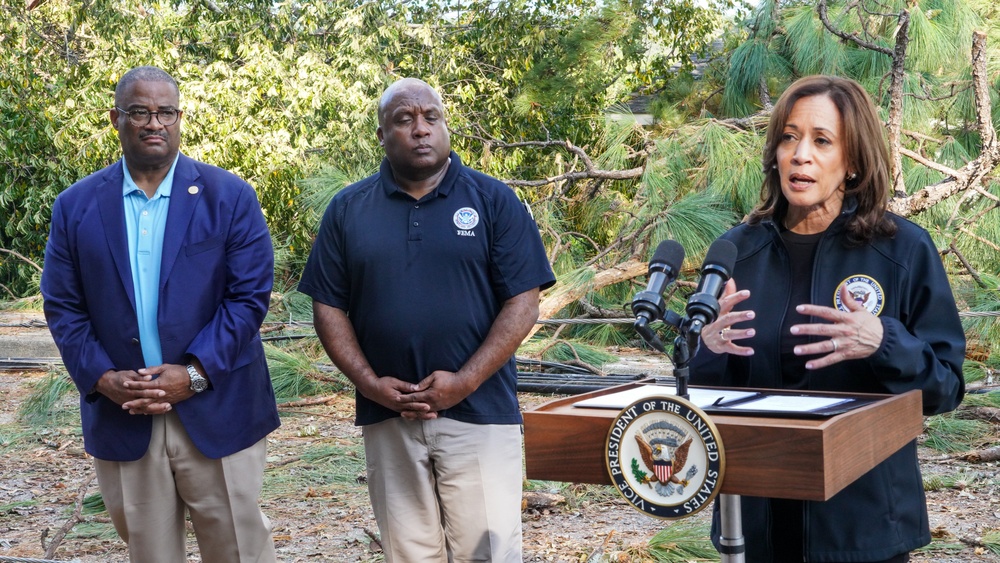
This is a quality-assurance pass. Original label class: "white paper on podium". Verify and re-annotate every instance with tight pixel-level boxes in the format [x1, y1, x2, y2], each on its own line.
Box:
[724, 395, 852, 413]
[572, 385, 758, 410]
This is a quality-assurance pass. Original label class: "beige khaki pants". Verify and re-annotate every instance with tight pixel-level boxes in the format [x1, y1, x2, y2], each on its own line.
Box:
[363, 416, 523, 563]
[94, 411, 277, 563]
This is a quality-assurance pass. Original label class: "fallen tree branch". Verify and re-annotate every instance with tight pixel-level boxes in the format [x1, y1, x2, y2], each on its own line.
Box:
[43, 473, 97, 559]
[278, 395, 341, 409]
[956, 406, 1000, 423]
[890, 32, 999, 216]
[528, 258, 648, 341]
[951, 445, 1000, 463]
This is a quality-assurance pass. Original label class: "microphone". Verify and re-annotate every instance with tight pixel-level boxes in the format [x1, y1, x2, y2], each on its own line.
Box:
[631, 240, 685, 351]
[683, 238, 738, 338]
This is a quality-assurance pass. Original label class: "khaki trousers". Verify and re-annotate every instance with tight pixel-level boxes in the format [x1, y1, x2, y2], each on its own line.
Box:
[363, 416, 523, 563]
[94, 411, 277, 563]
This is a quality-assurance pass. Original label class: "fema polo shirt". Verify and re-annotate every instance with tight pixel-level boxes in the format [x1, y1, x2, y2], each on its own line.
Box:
[298, 152, 556, 426]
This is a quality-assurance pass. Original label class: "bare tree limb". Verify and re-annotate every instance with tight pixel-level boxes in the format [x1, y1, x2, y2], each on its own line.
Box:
[952, 445, 1000, 463]
[889, 32, 999, 216]
[899, 147, 965, 181]
[527, 259, 649, 340]
[958, 227, 1000, 253]
[817, 0, 893, 55]
[577, 296, 626, 319]
[902, 129, 945, 145]
[278, 395, 341, 408]
[43, 473, 97, 559]
[451, 134, 650, 189]
[759, 75, 772, 111]
[946, 242, 987, 288]
[886, 10, 911, 198]
[971, 32, 997, 150]
[0, 247, 44, 273]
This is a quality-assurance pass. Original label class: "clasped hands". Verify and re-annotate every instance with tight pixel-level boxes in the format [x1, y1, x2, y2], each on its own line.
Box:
[364, 371, 474, 421]
[97, 364, 196, 415]
[704, 279, 884, 368]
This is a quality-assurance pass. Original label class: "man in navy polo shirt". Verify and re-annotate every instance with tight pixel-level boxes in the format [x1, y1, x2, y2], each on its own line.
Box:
[298, 77, 556, 562]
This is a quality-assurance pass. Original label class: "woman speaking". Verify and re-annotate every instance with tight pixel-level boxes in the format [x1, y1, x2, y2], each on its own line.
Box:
[690, 75, 966, 562]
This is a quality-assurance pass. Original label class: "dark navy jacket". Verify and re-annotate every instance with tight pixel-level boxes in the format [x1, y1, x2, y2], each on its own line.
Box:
[690, 200, 965, 562]
[42, 154, 280, 461]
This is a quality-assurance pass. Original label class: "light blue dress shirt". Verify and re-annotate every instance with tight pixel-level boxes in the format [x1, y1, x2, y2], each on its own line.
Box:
[122, 155, 179, 367]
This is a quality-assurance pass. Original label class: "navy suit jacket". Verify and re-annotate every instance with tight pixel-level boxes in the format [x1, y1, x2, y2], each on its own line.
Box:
[41, 153, 280, 461]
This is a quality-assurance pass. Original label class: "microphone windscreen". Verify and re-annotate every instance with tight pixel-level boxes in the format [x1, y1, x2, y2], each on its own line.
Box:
[703, 239, 737, 272]
[651, 240, 685, 273]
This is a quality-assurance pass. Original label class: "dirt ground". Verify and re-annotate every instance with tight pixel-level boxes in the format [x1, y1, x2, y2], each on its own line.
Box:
[1, 315, 999, 562]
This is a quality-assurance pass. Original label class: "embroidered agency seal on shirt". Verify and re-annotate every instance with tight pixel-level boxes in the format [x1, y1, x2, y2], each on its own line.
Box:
[834, 275, 885, 316]
[453, 207, 479, 236]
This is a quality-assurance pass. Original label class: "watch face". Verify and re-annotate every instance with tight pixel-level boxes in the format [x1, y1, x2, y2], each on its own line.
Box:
[187, 366, 208, 392]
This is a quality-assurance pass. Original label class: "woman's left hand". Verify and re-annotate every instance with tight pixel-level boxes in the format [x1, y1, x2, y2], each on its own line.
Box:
[790, 284, 883, 369]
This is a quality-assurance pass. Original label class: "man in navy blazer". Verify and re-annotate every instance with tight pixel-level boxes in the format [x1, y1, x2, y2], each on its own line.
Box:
[41, 66, 280, 563]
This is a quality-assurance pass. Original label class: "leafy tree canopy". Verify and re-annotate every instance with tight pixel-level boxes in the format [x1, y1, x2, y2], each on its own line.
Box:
[0, 0, 739, 297]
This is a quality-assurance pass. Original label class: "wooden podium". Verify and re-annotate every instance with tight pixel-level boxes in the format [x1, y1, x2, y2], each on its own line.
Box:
[523, 383, 923, 502]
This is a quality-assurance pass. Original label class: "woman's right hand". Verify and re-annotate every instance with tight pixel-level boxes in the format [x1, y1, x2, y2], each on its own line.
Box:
[701, 278, 756, 355]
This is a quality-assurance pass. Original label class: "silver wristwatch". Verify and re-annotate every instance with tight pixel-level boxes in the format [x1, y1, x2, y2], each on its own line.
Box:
[186, 364, 209, 393]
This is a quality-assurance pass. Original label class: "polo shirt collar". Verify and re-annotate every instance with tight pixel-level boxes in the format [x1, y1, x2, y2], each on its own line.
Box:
[120, 153, 181, 199]
[380, 151, 462, 199]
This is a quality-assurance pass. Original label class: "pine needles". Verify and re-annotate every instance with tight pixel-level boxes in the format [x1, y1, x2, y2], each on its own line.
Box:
[264, 442, 367, 501]
[982, 530, 1000, 555]
[265, 342, 350, 402]
[645, 520, 719, 562]
[18, 369, 76, 426]
[923, 414, 992, 453]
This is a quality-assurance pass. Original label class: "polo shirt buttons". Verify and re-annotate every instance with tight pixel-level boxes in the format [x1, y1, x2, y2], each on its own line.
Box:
[413, 221, 419, 226]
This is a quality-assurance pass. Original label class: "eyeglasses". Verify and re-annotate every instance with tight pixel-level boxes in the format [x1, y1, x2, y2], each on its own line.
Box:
[115, 107, 182, 127]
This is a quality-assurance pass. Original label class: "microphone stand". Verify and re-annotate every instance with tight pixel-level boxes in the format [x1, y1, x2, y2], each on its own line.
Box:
[670, 332, 690, 400]
[636, 314, 747, 563]
[671, 316, 704, 401]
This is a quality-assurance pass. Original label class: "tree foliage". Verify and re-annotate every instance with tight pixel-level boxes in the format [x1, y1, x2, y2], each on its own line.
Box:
[0, 0, 739, 298]
[2, 0, 998, 367]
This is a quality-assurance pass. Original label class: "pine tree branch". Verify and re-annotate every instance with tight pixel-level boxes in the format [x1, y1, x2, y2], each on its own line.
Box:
[886, 10, 911, 199]
[946, 242, 987, 289]
[530, 259, 648, 340]
[970, 31, 997, 150]
[452, 133, 648, 188]
[817, 0, 893, 55]
[958, 227, 1000, 254]
[759, 75, 772, 111]
[898, 147, 965, 181]
[889, 32, 999, 217]
[578, 296, 626, 319]
[902, 129, 945, 145]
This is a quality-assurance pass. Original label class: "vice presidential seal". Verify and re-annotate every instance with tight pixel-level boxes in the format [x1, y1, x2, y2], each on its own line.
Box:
[835, 275, 884, 316]
[453, 207, 480, 231]
[605, 395, 725, 519]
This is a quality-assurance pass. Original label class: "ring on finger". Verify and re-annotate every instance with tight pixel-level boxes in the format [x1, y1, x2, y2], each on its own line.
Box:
[831, 339, 838, 353]
[719, 328, 730, 341]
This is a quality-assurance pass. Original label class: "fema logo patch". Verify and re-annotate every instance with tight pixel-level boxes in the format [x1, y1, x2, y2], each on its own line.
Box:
[834, 275, 884, 316]
[453, 207, 479, 230]
[605, 395, 725, 520]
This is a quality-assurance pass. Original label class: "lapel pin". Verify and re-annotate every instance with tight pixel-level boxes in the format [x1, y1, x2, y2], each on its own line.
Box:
[188, 186, 199, 195]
